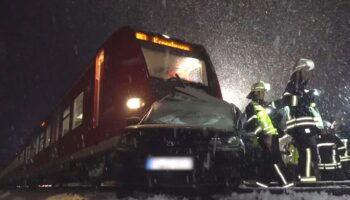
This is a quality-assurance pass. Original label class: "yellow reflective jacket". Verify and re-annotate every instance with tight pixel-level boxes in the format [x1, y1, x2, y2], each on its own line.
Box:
[252, 102, 278, 136]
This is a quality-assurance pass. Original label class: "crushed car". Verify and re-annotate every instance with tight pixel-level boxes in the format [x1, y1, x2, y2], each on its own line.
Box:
[111, 85, 244, 193]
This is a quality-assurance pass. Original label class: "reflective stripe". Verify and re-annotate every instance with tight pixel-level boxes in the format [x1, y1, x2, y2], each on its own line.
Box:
[317, 143, 336, 147]
[287, 117, 315, 125]
[283, 183, 294, 188]
[283, 92, 291, 96]
[254, 127, 262, 135]
[319, 164, 341, 170]
[323, 163, 341, 166]
[256, 181, 268, 188]
[306, 148, 311, 177]
[300, 177, 316, 183]
[255, 86, 266, 90]
[340, 157, 350, 162]
[332, 148, 337, 165]
[247, 115, 257, 123]
[271, 101, 276, 109]
[322, 166, 337, 170]
[286, 122, 317, 130]
[338, 146, 346, 150]
[318, 163, 340, 167]
[291, 95, 298, 106]
[279, 134, 290, 140]
[266, 128, 277, 135]
[274, 164, 287, 185]
[341, 139, 349, 158]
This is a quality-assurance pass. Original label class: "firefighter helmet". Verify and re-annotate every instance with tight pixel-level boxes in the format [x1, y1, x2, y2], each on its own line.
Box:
[292, 58, 315, 73]
[247, 81, 270, 99]
[250, 81, 270, 92]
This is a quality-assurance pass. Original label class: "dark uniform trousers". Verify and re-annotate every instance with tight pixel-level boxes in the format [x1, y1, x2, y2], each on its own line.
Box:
[288, 126, 320, 180]
[257, 135, 289, 185]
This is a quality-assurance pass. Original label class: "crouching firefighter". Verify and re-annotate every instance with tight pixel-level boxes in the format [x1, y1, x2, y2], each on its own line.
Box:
[308, 90, 343, 174]
[244, 81, 293, 188]
[282, 58, 321, 183]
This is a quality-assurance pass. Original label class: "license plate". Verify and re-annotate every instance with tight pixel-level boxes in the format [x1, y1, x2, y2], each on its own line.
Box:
[145, 156, 194, 171]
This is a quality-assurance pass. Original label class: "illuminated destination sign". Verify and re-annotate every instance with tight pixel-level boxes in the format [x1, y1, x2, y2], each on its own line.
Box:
[135, 32, 191, 51]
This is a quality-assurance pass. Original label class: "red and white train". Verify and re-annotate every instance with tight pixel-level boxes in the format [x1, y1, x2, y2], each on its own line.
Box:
[0, 26, 223, 187]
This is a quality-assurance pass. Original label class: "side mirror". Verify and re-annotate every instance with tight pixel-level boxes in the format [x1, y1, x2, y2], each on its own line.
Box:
[126, 116, 141, 126]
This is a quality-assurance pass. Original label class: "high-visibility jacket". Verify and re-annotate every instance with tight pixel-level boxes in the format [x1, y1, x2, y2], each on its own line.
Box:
[282, 97, 323, 132]
[309, 102, 324, 130]
[244, 101, 277, 136]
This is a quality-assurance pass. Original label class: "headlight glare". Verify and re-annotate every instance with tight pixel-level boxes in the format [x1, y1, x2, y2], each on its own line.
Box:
[126, 98, 144, 109]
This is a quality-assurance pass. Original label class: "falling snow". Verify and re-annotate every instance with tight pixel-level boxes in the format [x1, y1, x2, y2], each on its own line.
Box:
[0, 0, 349, 197]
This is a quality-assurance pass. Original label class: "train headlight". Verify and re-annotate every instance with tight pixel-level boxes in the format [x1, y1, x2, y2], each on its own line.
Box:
[126, 98, 144, 110]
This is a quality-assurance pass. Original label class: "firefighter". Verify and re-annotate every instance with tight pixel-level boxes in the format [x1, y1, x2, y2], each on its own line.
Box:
[317, 120, 344, 176]
[307, 88, 344, 179]
[282, 58, 321, 183]
[244, 81, 293, 188]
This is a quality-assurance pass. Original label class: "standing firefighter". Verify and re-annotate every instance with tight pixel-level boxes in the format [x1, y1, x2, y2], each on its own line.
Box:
[244, 81, 293, 188]
[282, 58, 321, 183]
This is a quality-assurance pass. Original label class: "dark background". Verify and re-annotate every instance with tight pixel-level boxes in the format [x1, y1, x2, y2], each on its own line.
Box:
[0, 0, 349, 165]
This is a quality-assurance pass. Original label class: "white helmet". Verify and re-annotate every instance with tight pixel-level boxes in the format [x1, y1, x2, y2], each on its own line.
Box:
[250, 81, 271, 92]
[292, 58, 315, 73]
[247, 81, 270, 99]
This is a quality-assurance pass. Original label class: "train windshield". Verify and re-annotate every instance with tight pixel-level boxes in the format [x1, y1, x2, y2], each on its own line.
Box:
[141, 44, 208, 86]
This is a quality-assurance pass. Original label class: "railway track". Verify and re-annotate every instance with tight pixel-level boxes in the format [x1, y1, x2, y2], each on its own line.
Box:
[2, 180, 350, 200]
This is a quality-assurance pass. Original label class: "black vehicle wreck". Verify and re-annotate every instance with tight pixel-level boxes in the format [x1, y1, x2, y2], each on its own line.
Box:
[111, 86, 244, 192]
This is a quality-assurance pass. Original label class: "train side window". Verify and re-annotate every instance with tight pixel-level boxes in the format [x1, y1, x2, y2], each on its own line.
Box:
[73, 92, 84, 129]
[54, 113, 60, 142]
[21, 151, 24, 163]
[62, 106, 71, 136]
[31, 143, 34, 158]
[26, 146, 29, 162]
[35, 137, 39, 155]
[39, 132, 45, 151]
[23, 148, 26, 162]
[29, 145, 32, 159]
[45, 125, 51, 148]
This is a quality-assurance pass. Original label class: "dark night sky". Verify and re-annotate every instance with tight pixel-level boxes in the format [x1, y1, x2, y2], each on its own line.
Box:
[0, 0, 349, 164]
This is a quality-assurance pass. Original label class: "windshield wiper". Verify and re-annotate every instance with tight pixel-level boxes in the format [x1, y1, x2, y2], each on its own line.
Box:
[184, 81, 207, 89]
[166, 73, 186, 88]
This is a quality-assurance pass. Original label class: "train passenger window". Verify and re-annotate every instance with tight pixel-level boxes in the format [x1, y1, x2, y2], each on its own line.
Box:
[37, 136, 40, 153]
[54, 113, 60, 142]
[73, 92, 84, 129]
[29, 145, 32, 159]
[45, 125, 51, 148]
[62, 106, 71, 136]
[35, 137, 39, 155]
[39, 132, 45, 151]
[31, 143, 34, 158]
[26, 146, 29, 162]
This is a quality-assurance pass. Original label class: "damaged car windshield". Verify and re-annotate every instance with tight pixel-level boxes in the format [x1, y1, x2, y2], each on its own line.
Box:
[142, 87, 237, 132]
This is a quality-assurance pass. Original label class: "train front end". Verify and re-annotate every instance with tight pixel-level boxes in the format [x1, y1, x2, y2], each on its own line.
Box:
[111, 30, 244, 191]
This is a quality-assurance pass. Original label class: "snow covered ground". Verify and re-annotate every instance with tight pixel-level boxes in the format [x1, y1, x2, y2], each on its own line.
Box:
[1, 190, 350, 200]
